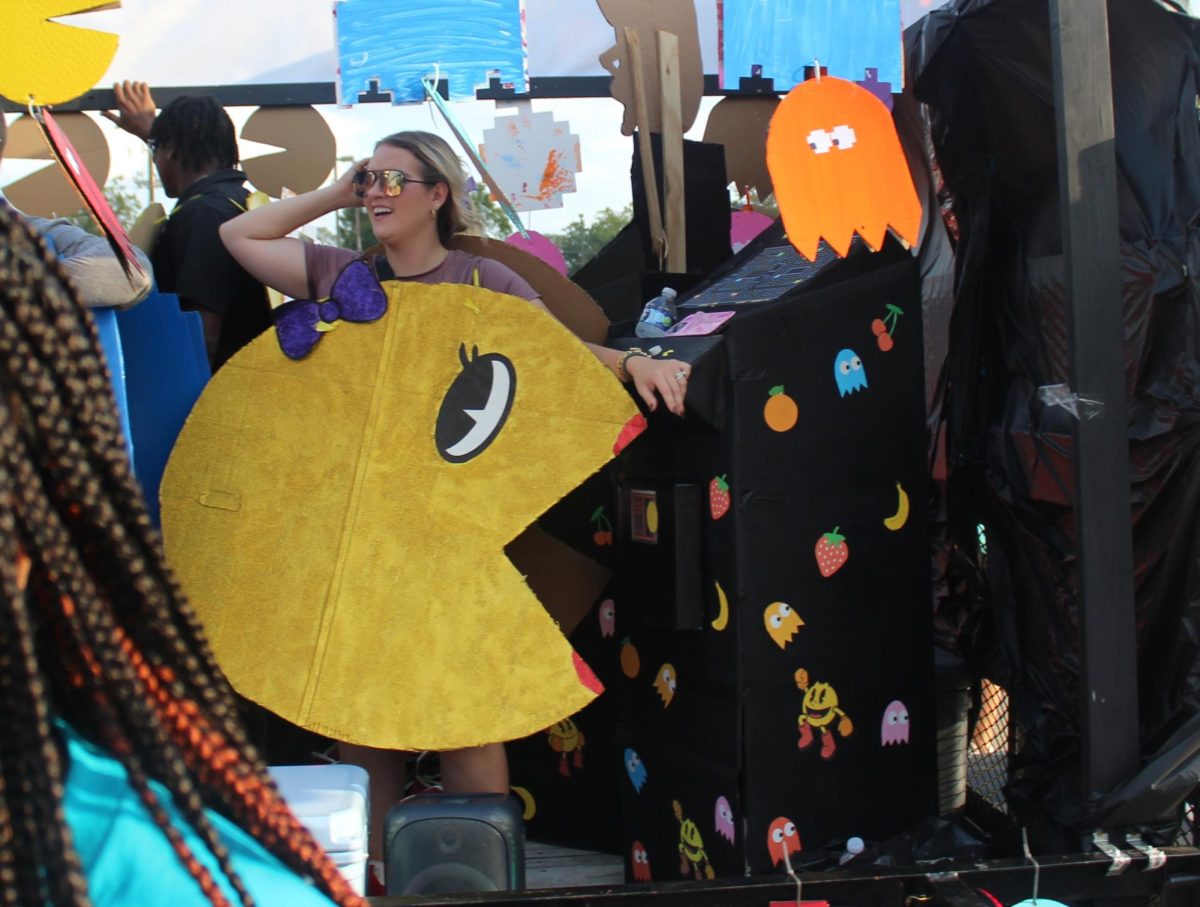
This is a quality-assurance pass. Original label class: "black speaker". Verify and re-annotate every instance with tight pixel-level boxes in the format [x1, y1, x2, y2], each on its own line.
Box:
[383, 792, 525, 895]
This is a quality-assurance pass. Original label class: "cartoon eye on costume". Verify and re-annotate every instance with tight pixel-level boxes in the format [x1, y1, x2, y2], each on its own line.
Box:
[830, 124, 858, 150]
[851, 356, 862, 370]
[807, 128, 834, 154]
[772, 827, 785, 843]
[839, 359, 853, 375]
[436, 344, 517, 463]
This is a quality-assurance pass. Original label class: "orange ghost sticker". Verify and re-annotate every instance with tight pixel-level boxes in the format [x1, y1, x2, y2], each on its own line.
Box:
[766, 76, 921, 260]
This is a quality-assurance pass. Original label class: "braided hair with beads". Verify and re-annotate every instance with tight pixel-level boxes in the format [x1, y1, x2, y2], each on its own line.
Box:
[0, 204, 365, 907]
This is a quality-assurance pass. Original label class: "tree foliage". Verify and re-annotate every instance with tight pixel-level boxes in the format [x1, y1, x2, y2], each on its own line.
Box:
[62, 174, 151, 235]
[547, 205, 631, 275]
[469, 187, 513, 239]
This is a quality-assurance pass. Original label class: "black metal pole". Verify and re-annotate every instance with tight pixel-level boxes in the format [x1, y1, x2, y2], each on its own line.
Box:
[1047, 0, 1139, 809]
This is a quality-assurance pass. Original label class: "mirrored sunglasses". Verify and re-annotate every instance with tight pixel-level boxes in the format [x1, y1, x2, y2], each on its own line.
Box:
[352, 169, 437, 198]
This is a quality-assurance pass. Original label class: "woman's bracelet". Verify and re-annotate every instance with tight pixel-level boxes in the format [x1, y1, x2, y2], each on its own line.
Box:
[616, 347, 651, 382]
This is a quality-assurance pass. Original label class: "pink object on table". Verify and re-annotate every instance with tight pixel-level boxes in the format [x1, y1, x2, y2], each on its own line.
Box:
[505, 230, 568, 275]
[731, 210, 774, 253]
[666, 310, 736, 337]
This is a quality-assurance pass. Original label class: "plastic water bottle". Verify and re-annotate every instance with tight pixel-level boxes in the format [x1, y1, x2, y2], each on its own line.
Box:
[635, 287, 678, 337]
[839, 836, 864, 866]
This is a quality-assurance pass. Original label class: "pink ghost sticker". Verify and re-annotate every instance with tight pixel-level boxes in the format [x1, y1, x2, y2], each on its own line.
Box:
[599, 598, 616, 637]
[714, 795, 735, 844]
[881, 700, 910, 745]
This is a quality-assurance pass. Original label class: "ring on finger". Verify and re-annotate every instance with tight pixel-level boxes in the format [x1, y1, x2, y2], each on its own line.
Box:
[674, 369, 687, 382]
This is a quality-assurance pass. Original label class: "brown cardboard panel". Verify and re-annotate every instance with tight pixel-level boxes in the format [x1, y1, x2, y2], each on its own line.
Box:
[128, 202, 165, 255]
[597, 0, 703, 136]
[507, 524, 611, 637]
[3, 112, 109, 218]
[240, 106, 336, 198]
[449, 234, 611, 345]
[702, 97, 780, 199]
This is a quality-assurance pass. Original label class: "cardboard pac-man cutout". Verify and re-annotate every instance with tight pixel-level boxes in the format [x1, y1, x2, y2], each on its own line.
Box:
[449, 235, 610, 345]
[240, 106, 336, 199]
[766, 76, 921, 260]
[3, 1, 120, 106]
[160, 280, 641, 750]
[2, 112, 109, 218]
[702, 97, 780, 201]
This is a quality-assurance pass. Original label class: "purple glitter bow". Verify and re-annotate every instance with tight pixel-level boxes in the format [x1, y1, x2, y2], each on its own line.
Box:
[273, 259, 388, 359]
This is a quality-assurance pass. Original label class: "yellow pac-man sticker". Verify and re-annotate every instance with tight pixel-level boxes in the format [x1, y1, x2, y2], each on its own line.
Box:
[3, 2, 121, 106]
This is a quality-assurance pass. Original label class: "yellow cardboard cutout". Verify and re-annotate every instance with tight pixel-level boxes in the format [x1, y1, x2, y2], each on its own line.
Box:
[161, 282, 640, 750]
[3, 2, 120, 106]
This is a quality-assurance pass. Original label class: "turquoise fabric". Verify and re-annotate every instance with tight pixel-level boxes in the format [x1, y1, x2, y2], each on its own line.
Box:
[60, 724, 336, 907]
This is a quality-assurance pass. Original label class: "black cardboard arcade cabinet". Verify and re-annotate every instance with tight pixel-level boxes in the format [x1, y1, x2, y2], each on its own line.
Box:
[607, 232, 937, 879]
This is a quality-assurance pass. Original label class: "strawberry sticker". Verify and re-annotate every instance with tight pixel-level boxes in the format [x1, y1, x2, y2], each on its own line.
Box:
[814, 527, 848, 577]
[709, 475, 731, 520]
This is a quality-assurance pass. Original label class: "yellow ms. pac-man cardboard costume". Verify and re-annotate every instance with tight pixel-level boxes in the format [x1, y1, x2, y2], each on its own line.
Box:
[161, 279, 643, 750]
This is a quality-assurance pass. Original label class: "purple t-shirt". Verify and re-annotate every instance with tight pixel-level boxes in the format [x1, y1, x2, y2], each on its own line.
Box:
[304, 242, 539, 302]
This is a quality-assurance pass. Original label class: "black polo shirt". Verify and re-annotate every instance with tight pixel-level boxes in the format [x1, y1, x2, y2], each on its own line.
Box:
[152, 169, 270, 370]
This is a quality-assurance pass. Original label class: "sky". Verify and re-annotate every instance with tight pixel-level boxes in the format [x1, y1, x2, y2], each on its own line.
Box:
[2, 0, 961, 235]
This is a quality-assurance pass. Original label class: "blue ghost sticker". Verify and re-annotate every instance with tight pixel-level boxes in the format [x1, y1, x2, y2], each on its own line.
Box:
[834, 349, 868, 396]
[624, 746, 648, 793]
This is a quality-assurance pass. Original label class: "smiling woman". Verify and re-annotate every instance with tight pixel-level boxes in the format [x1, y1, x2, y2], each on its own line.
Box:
[215, 128, 688, 866]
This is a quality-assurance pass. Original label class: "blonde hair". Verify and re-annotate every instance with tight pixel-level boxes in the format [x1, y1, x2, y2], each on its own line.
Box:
[375, 131, 484, 245]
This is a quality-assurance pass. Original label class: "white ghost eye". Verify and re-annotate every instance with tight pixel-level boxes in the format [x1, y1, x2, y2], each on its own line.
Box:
[851, 357, 862, 370]
[779, 603, 792, 616]
[668, 676, 677, 692]
[830, 124, 858, 150]
[900, 712, 909, 722]
[807, 128, 833, 155]
[770, 614, 783, 628]
[772, 828, 785, 843]
[840, 360, 852, 375]
[721, 805, 732, 819]
[785, 822, 797, 837]
[888, 713, 899, 724]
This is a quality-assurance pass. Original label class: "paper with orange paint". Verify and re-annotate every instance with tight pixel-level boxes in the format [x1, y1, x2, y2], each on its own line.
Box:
[766, 76, 921, 261]
[3, 1, 120, 106]
[481, 102, 582, 211]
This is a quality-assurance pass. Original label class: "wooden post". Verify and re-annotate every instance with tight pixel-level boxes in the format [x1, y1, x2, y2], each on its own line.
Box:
[1047, 0, 1139, 806]
[624, 26, 666, 269]
[658, 30, 686, 273]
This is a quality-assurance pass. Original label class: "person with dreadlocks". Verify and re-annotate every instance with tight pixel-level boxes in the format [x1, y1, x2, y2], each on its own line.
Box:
[0, 203, 365, 906]
[103, 81, 270, 371]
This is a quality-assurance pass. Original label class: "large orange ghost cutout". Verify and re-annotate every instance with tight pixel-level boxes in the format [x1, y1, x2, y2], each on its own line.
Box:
[766, 76, 921, 260]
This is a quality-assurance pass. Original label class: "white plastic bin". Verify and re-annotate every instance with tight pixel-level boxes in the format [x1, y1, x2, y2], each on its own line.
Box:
[269, 764, 369, 896]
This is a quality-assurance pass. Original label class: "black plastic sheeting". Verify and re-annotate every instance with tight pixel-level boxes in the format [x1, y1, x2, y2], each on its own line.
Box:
[909, 0, 1200, 839]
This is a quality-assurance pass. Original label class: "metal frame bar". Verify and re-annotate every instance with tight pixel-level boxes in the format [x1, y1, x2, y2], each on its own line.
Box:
[0, 74, 780, 114]
[368, 849, 1200, 906]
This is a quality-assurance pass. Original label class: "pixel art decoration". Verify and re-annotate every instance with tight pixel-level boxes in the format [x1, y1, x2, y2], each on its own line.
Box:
[481, 104, 581, 211]
[720, 0, 902, 91]
[335, 0, 527, 104]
